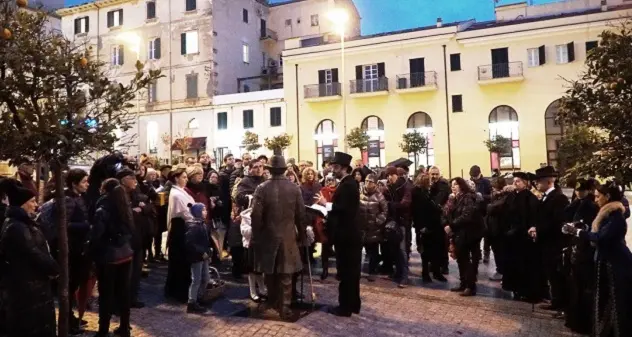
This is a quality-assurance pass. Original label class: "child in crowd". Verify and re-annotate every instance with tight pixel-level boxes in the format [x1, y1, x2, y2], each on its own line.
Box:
[185, 203, 212, 314]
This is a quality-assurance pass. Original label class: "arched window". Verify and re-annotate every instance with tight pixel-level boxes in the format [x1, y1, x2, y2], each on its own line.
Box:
[488, 105, 520, 170]
[406, 112, 434, 172]
[188, 118, 200, 129]
[361, 116, 385, 167]
[147, 121, 159, 154]
[545, 99, 564, 168]
[314, 119, 337, 169]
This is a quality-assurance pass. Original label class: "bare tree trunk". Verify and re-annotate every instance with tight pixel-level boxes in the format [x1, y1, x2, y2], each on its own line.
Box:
[53, 161, 69, 337]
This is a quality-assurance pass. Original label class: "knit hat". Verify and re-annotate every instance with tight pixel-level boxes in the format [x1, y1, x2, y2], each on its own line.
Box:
[6, 183, 36, 206]
[188, 203, 206, 219]
[186, 164, 204, 178]
[115, 168, 135, 180]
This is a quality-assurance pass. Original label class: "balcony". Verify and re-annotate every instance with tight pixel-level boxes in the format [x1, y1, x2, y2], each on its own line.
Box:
[395, 71, 438, 93]
[477, 62, 524, 85]
[350, 77, 389, 98]
[260, 28, 278, 41]
[304, 83, 342, 102]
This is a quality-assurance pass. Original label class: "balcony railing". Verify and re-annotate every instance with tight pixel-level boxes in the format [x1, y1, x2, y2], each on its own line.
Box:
[350, 77, 389, 94]
[260, 28, 278, 41]
[304, 83, 342, 99]
[396, 71, 437, 89]
[478, 62, 523, 81]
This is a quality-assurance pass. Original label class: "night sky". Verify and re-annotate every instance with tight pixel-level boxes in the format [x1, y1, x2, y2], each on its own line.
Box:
[63, 0, 565, 35]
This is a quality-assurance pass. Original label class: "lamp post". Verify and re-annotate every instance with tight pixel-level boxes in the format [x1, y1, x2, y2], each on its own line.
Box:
[328, 8, 349, 152]
[117, 32, 142, 157]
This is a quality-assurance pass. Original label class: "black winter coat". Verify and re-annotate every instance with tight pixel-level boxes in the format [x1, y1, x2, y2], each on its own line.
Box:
[218, 166, 235, 224]
[443, 192, 484, 243]
[185, 219, 212, 263]
[384, 177, 412, 227]
[411, 186, 443, 233]
[0, 206, 59, 337]
[486, 190, 514, 237]
[430, 178, 451, 207]
[64, 189, 91, 257]
[90, 194, 134, 265]
[536, 188, 570, 252]
[328, 175, 361, 244]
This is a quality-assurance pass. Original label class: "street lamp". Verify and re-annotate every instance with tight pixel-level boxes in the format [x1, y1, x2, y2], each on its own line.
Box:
[117, 32, 142, 157]
[327, 7, 349, 151]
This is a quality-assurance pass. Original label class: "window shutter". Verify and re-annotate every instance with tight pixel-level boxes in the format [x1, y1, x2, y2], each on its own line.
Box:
[74, 18, 80, 34]
[355, 65, 362, 80]
[377, 62, 385, 77]
[186, 0, 196, 12]
[154, 38, 161, 59]
[147, 2, 155, 19]
[332, 68, 339, 83]
[118, 9, 123, 25]
[450, 53, 461, 71]
[567, 42, 575, 62]
[181, 33, 186, 55]
[119, 45, 124, 65]
[538, 45, 546, 65]
[84, 17, 89, 33]
[452, 95, 463, 112]
[107, 11, 113, 27]
[318, 70, 325, 84]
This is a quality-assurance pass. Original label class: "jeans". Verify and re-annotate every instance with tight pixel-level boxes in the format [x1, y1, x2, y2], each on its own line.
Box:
[364, 242, 380, 275]
[96, 262, 131, 334]
[188, 260, 210, 303]
[393, 226, 409, 283]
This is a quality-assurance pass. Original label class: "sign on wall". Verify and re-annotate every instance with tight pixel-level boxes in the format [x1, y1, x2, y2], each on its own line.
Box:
[368, 140, 380, 158]
[322, 145, 334, 160]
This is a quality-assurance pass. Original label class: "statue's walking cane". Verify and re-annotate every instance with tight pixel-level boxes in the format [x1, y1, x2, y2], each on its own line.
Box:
[305, 246, 316, 310]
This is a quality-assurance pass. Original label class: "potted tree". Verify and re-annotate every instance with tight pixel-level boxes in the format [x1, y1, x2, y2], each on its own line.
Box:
[264, 133, 293, 155]
[399, 131, 427, 169]
[242, 131, 262, 153]
[484, 135, 512, 170]
[345, 127, 370, 161]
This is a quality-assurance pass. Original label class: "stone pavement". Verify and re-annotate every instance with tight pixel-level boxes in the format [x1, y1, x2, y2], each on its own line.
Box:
[73, 244, 583, 337]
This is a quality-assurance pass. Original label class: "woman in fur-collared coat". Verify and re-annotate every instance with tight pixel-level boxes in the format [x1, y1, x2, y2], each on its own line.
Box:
[563, 181, 632, 337]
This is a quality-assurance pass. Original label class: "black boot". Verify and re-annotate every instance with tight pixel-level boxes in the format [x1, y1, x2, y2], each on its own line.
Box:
[450, 284, 466, 292]
[422, 272, 432, 283]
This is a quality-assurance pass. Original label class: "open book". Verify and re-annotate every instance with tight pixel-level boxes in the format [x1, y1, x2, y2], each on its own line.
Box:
[306, 202, 332, 218]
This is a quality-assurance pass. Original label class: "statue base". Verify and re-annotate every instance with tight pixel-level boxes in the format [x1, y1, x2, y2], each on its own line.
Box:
[233, 301, 326, 323]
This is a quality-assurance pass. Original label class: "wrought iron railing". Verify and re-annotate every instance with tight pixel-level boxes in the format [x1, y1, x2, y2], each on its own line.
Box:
[478, 62, 523, 81]
[304, 83, 342, 98]
[396, 71, 437, 89]
[350, 77, 389, 94]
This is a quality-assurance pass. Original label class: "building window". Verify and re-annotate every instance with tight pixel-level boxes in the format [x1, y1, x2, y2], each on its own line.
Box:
[146, 1, 156, 19]
[555, 42, 575, 64]
[106, 9, 123, 28]
[111, 45, 124, 66]
[217, 112, 228, 130]
[315, 119, 337, 170]
[243, 109, 254, 129]
[311, 14, 319, 26]
[285, 19, 291, 26]
[452, 95, 463, 113]
[527, 45, 546, 67]
[74, 16, 89, 34]
[406, 112, 434, 172]
[586, 41, 598, 53]
[148, 81, 157, 102]
[450, 53, 461, 71]
[181, 31, 199, 55]
[188, 118, 199, 129]
[148, 38, 161, 60]
[186, 74, 198, 99]
[545, 99, 564, 168]
[147, 121, 158, 154]
[243, 84, 250, 92]
[185, 0, 196, 11]
[488, 105, 520, 170]
[361, 116, 385, 167]
[270, 107, 282, 127]
[242, 9, 248, 23]
[242, 43, 249, 63]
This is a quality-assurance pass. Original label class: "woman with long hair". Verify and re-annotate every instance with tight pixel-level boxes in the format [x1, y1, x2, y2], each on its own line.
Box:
[563, 181, 632, 337]
[299, 167, 321, 265]
[90, 179, 135, 337]
[164, 167, 195, 302]
[411, 173, 446, 283]
[316, 175, 337, 280]
[443, 177, 484, 296]
[286, 169, 300, 186]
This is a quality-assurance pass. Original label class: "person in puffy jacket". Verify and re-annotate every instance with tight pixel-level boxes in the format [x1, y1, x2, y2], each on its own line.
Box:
[184, 203, 212, 314]
[359, 174, 387, 281]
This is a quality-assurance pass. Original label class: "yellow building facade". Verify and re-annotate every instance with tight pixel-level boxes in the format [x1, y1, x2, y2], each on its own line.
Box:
[282, 1, 631, 178]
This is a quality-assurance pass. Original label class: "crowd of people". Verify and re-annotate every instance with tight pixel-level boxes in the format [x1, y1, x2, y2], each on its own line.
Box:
[0, 150, 631, 337]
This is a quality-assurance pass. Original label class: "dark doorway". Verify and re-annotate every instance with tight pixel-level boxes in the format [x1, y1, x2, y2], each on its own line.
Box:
[491, 48, 509, 78]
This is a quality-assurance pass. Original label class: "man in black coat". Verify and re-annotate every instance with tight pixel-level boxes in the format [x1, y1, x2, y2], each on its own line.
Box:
[531, 166, 569, 312]
[317, 152, 361, 317]
[429, 166, 451, 274]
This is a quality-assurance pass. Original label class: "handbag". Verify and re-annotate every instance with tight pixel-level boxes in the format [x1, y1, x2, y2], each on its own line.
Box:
[384, 220, 403, 244]
[104, 234, 133, 265]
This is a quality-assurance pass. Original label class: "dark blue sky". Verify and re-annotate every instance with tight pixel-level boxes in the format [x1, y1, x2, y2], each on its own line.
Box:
[64, 0, 563, 35]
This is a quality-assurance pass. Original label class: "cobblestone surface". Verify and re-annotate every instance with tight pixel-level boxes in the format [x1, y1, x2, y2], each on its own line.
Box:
[73, 241, 584, 337]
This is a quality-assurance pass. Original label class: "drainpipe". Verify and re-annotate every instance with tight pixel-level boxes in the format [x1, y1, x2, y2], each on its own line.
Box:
[442, 44, 453, 178]
[295, 63, 300, 161]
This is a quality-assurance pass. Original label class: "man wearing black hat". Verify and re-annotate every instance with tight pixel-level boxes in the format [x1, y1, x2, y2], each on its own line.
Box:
[250, 155, 306, 320]
[316, 152, 362, 317]
[532, 166, 569, 311]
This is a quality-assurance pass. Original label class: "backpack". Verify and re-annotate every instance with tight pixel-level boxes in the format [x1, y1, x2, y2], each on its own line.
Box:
[36, 199, 57, 242]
